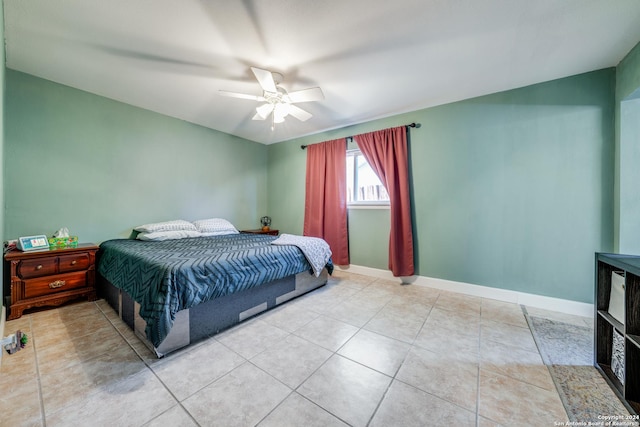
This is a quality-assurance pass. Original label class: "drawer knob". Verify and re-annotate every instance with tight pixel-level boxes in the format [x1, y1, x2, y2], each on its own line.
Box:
[49, 280, 66, 289]
[71, 260, 77, 265]
[36, 265, 43, 270]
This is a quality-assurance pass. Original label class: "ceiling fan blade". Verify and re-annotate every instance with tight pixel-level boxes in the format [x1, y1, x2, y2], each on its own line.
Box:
[286, 87, 324, 103]
[252, 113, 267, 121]
[251, 67, 277, 93]
[288, 104, 313, 121]
[219, 90, 265, 101]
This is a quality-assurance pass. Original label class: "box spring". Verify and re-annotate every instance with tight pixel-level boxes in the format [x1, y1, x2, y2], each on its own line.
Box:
[100, 269, 328, 357]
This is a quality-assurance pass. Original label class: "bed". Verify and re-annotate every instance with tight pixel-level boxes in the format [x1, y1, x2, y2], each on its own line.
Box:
[97, 231, 332, 357]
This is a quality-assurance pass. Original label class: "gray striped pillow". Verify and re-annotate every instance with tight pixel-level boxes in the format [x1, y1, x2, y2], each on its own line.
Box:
[134, 219, 197, 233]
[192, 218, 239, 234]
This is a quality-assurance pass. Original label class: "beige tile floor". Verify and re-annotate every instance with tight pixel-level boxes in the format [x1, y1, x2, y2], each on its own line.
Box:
[0, 270, 589, 426]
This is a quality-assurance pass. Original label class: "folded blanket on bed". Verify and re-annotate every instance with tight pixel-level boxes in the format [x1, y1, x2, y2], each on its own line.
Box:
[271, 234, 332, 277]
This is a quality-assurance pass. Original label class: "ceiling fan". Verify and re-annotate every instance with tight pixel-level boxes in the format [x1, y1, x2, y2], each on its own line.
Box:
[220, 67, 324, 129]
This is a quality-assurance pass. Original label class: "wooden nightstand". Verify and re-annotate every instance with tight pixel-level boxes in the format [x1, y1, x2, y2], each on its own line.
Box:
[4, 243, 99, 319]
[241, 229, 280, 236]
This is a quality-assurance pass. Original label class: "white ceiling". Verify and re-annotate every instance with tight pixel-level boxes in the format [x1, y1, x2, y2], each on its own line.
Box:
[4, 0, 640, 145]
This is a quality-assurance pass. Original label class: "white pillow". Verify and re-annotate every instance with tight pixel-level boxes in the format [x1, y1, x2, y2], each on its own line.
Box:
[192, 218, 239, 235]
[136, 230, 202, 241]
[134, 219, 197, 233]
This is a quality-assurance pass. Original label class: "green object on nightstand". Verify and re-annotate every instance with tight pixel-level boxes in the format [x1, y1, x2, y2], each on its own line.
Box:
[48, 236, 78, 249]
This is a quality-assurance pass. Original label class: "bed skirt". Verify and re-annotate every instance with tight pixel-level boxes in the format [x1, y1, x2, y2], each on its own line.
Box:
[100, 269, 328, 357]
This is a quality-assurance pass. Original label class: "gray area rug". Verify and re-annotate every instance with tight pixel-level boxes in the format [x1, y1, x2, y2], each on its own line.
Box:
[524, 311, 633, 422]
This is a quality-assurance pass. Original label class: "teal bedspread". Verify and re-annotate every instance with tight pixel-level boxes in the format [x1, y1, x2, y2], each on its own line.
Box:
[98, 234, 332, 347]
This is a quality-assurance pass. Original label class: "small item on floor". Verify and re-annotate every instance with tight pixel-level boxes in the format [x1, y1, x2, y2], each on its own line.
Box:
[1, 330, 27, 354]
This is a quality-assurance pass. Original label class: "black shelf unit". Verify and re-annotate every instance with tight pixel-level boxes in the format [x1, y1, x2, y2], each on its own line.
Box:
[595, 253, 640, 414]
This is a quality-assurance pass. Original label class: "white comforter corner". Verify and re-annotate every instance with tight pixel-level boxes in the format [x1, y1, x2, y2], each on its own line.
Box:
[271, 234, 332, 277]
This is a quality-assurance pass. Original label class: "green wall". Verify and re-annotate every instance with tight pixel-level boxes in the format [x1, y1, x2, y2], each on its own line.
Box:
[348, 209, 390, 268]
[617, 41, 640, 101]
[615, 40, 640, 253]
[268, 70, 615, 303]
[4, 70, 268, 244]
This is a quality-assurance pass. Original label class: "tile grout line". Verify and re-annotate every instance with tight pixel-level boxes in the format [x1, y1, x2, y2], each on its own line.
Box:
[365, 291, 488, 424]
[365, 298, 436, 427]
[219, 314, 353, 426]
[95, 300, 203, 427]
[475, 300, 485, 427]
[30, 315, 48, 427]
[521, 304, 572, 422]
[318, 278, 389, 427]
[30, 306, 107, 423]
[253, 276, 387, 426]
[364, 284, 486, 422]
[173, 281, 366, 425]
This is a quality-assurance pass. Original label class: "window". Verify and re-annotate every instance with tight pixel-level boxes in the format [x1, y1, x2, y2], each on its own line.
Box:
[346, 149, 389, 205]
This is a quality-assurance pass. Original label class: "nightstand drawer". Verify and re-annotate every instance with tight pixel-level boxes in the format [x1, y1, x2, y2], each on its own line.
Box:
[59, 253, 90, 273]
[24, 271, 87, 299]
[17, 258, 58, 279]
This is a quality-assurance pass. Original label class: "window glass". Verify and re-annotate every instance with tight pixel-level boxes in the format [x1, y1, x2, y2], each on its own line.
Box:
[346, 150, 389, 205]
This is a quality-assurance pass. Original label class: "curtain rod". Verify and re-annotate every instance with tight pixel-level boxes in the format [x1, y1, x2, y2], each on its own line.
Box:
[300, 122, 420, 149]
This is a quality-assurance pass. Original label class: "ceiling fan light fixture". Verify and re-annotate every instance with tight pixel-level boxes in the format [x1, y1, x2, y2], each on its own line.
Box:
[273, 103, 290, 122]
[256, 103, 274, 119]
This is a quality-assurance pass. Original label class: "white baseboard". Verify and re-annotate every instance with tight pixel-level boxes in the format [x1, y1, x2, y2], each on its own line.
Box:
[335, 264, 594, 318]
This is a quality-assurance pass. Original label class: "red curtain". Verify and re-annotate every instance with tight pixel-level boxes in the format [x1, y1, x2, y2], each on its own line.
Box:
[303, 138, 349, 265]
[356, 127, 414, 276]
